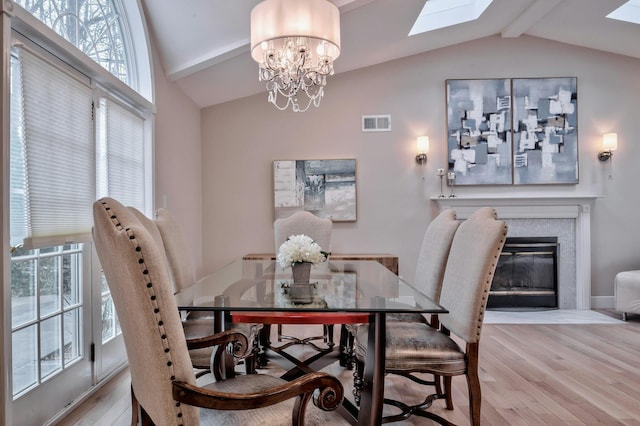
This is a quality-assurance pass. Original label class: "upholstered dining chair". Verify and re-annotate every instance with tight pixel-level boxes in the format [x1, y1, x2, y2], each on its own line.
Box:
[346, 208, 459, 387]
[128, 207, 214, 366]
[353, 207, 507, 425]
[154, 207, 262, 373]
[93, 197, 347, 426]
[388, 208, 460, 327]
[273, 210, 333, 347]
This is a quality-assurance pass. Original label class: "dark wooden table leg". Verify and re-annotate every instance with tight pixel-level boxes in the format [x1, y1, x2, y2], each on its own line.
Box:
[357, 312, 385, 425]
[213, 295, 234, 379]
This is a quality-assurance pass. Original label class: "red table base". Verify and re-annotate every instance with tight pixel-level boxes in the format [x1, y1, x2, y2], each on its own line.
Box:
[231, 311, 369, 325]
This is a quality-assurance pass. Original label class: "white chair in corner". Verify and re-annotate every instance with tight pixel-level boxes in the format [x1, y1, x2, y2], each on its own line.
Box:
[614, 270, 640, 320]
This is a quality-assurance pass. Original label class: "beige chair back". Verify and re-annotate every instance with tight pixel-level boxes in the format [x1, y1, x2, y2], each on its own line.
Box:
[156, 208, 197, 292]
[439, 207, 508, 343]
[127, 206, 168, 260]
[93, 198, 199, 425]
[274, 210, 332, 254]
[413, 209, 460, 303]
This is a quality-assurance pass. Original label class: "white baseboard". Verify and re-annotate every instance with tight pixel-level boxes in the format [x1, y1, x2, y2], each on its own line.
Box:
[591, 295, 614, 309]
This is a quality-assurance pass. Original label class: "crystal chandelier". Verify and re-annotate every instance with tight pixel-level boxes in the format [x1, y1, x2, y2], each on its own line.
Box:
[250, 0, 341, 112]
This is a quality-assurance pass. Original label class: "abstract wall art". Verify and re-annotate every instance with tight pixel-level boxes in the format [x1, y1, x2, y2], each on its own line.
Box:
[446, 77, 578, 185]
[273, 159, 356, 221]
[446, 78, 513, 185]
[512, 77, 578, 184]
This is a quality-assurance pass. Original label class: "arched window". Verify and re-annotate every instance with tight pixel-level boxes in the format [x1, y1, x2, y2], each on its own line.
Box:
[15, 0, 131, 83]
[13, 0, 153, 99]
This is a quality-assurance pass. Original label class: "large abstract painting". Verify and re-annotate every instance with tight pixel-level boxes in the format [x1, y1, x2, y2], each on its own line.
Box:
[446, 77, 578, 185]
[512, 77, 578, 184]
[273, 159, 356, 221]
[446, 79, 513, 185]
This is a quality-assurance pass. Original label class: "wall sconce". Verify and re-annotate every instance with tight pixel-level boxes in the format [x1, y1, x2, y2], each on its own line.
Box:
[416, 136, 429, 164]
[598, 132, 617, 161]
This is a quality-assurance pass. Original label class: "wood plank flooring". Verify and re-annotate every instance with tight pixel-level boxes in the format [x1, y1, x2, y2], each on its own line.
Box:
[57, 312, 640, 425]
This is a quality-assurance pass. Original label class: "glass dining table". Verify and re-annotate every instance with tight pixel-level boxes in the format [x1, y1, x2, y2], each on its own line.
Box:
[174, 258, 447, 426]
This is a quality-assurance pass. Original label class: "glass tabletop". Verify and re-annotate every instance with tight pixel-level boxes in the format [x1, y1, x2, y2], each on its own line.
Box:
[174, 259, 447, 314]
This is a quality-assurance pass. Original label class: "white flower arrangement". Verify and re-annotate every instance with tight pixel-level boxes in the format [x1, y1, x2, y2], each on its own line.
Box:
[277, 234, 330, 269]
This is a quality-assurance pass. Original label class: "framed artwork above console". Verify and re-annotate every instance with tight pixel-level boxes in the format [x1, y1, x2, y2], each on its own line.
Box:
[273, 159, 356, 221]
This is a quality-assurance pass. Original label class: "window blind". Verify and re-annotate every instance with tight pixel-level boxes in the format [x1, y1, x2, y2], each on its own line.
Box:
[97, 98, 145, 212]
[10, 54, 27, 248]
[17, 48, 95, 248]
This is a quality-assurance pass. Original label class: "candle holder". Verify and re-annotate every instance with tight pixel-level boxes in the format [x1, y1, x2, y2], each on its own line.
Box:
[436, 168, 446, 198]
[447, 172, 456, 198]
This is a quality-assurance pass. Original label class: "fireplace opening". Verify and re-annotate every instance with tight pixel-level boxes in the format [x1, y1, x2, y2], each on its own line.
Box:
[488, 237, 558, 310]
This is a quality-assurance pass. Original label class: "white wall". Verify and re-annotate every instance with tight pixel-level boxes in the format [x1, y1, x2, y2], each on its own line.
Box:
[200, 35, 640, 301]
[152, 49, 203, 277]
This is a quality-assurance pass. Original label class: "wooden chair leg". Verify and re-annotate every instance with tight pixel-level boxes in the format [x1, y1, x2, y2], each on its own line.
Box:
[131, 385, 155, 426]
[130, 385, 139, 426]
[466, 343, 481, 426]
[444, 376, 454, 410]
[434, 373, 443, 396]
[140, 406, 155, 426]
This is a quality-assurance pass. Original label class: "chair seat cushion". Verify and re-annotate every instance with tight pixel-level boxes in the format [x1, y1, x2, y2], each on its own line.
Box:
[386, 312, 429, 323]
[345, 312, 428, 335]
[199, 374, 349, 425]
[182, 319, 262, 340]
[354, 322, 466, 375]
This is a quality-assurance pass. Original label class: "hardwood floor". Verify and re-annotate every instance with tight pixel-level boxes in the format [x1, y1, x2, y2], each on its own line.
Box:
[57, 313, 640, 425]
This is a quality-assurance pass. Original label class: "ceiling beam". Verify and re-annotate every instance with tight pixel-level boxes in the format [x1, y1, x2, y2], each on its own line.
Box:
[501, 0, 564, 38]
[166, 41, 249, 81]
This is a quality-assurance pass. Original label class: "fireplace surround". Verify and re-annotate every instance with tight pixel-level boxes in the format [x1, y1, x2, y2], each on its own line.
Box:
[433, 195, 598, 309]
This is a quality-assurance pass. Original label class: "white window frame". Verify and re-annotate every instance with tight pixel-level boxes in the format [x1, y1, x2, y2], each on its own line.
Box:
[1, 1, 155, 424]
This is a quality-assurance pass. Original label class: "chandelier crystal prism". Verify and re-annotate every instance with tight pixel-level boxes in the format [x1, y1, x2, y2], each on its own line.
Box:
[250, 0, 341, 112]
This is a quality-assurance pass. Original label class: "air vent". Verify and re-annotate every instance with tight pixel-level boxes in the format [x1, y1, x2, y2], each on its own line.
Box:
[362, 114, 391, 132]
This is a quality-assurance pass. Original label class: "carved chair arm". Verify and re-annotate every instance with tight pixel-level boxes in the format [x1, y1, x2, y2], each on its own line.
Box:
[185, 329, 250, 380]
[172, 371, 343, 412]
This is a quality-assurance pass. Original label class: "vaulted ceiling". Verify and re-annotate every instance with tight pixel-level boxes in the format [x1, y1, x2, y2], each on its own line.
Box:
[141, 0, 640, 108]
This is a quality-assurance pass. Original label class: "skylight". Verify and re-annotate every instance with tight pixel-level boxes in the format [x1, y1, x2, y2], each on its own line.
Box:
[606, 0, 640, 25]
[409, 0, 493, 35]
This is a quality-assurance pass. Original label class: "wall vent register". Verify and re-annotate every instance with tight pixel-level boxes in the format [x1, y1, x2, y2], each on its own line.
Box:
[362, 114, 391, 132]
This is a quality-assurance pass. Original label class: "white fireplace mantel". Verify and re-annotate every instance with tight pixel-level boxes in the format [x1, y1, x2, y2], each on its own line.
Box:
[432, 195, 600, 309]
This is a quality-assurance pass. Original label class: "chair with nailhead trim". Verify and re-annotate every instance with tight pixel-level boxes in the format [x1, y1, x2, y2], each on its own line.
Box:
[352, 207, 507, 426]
[130, 207, 261, 374]
[93, 198, 347, 425]
[346, 208, 460, 399]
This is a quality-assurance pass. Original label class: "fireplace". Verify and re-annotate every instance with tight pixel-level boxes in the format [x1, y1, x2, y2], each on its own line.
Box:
[488, 237, 558, 309]
[433, 195, 598, 310]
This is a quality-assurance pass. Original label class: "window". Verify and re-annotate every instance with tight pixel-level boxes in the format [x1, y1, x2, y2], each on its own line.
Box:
[10, 41, 148, 394]
[14, 0, 133, 87]
[11, 245, 83, 396]
[7, 0, 152, 413]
